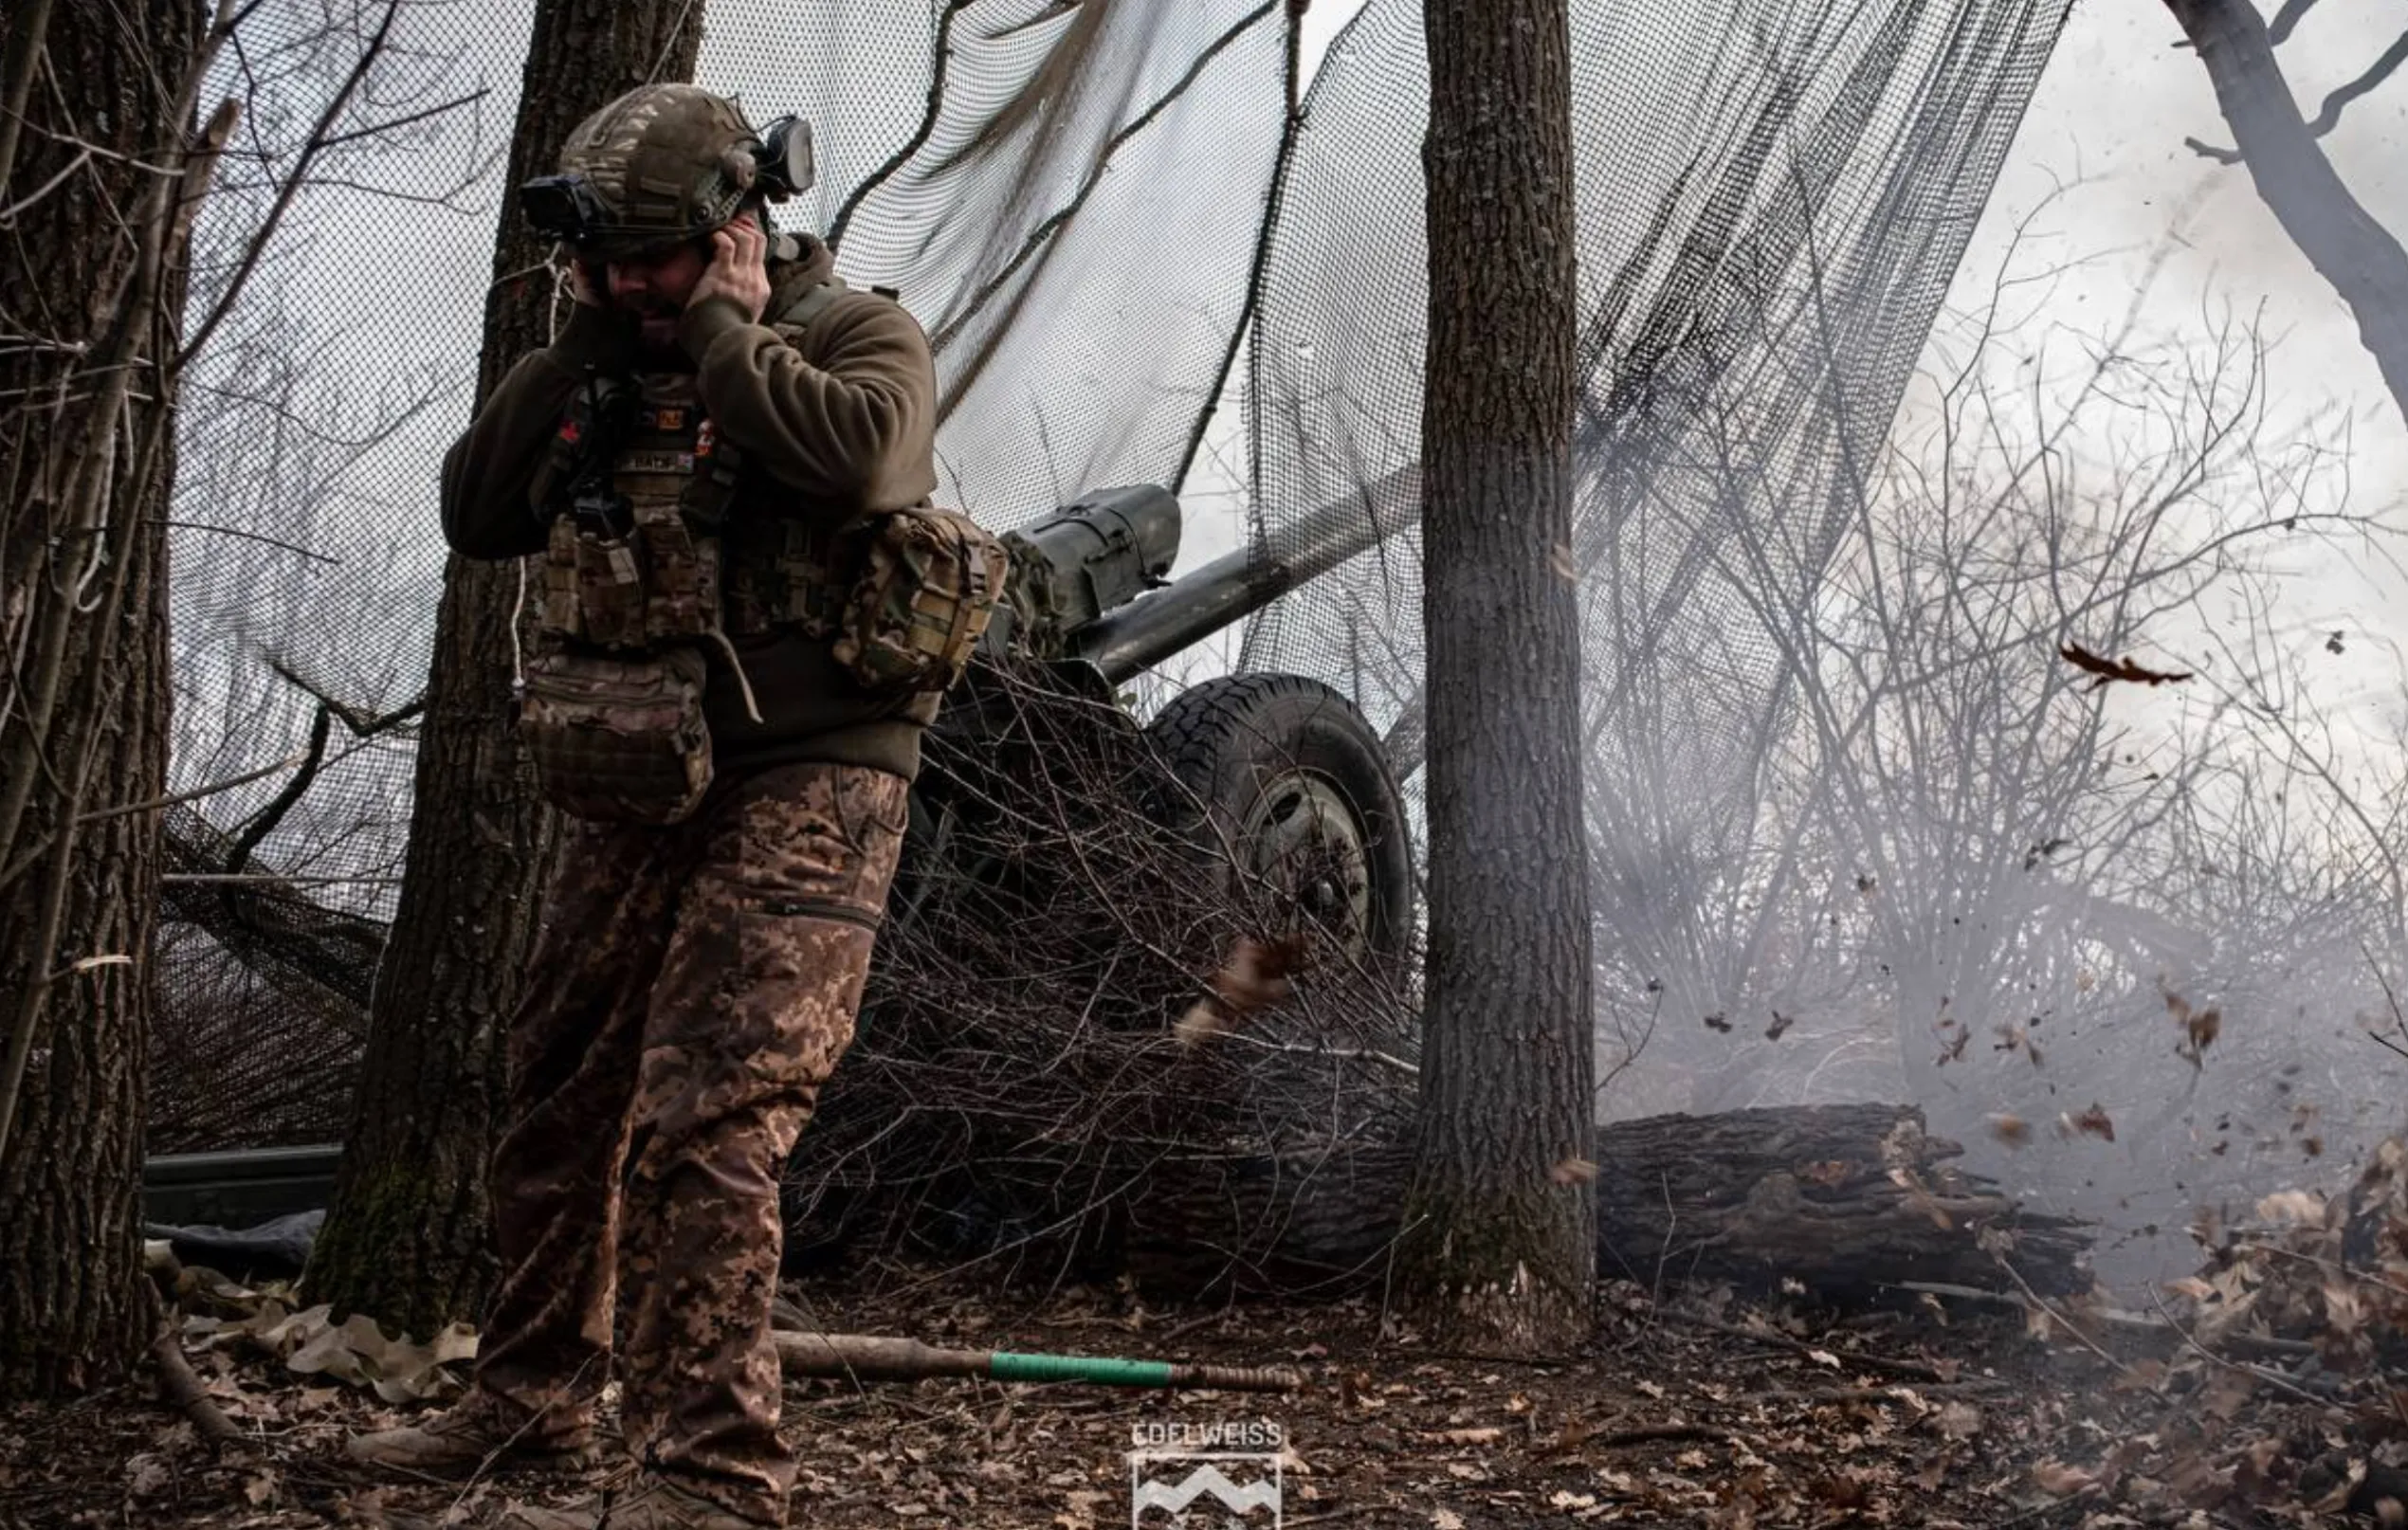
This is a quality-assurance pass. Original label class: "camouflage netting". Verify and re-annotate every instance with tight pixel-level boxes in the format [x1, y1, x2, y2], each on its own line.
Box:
[155, 0, 2068, 1249]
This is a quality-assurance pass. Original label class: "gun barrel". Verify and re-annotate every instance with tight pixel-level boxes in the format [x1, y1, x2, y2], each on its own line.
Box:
[1073, 467, 1415, 683]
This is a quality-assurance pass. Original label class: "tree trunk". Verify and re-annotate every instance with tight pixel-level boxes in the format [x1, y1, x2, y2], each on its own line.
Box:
[1401, 0, 1595, 1354]
[2166, 0, 2408, 428]
[0, 0, 201, 1397]
[303, 2, 703, 1339]
[1117, 1105, 2091, 1302]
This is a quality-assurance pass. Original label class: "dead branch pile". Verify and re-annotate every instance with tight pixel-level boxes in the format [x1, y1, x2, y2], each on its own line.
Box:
[146, 660, 2091, 1304]
[780, 658, 1424, 1285]
[152, 804, 382, 1150]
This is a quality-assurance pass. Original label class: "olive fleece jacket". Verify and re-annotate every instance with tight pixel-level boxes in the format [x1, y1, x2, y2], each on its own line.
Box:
[440, 234, 944, 781]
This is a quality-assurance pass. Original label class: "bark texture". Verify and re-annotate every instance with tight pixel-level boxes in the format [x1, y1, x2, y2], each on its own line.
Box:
[1118, 1105, 2091, 1302]
[304, 2, 703, 1338]
[2166, 0, 2408, 427]
[1402, 0, 1596, 1354]
[0, 0, 197, 1397]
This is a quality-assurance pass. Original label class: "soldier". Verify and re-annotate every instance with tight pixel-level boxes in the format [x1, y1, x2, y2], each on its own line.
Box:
[347, 83, 970, 1530]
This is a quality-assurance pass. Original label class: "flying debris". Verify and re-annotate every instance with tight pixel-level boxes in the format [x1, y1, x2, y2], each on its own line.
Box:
[2057, 641, 2195, 691]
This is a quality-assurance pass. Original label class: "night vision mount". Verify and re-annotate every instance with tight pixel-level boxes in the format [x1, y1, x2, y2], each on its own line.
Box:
[752, 115, 813, 201]
[519, 112, 815, 249]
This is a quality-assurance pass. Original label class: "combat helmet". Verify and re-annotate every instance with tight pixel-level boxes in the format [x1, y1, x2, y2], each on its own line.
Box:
[520, 83, 813, 262]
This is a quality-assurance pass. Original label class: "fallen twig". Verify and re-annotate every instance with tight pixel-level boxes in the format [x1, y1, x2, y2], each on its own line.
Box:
[144, 1282, 243, 1449]
[1895, 1280, 2316, 1358]
[1655, 1306, 1957, 1382]
[1589, 1421, 1740, 1448]
[1755, 1380, 2013, 1404]
[2142, 1284, 2329, 1409]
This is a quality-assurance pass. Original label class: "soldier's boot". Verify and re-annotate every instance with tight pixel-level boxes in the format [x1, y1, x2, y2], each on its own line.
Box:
[495, 1472, 776, 1529]
[346, 1390, 599, 1482]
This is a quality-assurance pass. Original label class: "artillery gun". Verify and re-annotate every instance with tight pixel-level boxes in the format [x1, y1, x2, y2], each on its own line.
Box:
[903, 480, 1418, 961]
[140, 481, 1416, 1233]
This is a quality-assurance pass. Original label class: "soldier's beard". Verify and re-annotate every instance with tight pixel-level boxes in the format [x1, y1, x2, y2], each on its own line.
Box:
[633, 306, 684, 363]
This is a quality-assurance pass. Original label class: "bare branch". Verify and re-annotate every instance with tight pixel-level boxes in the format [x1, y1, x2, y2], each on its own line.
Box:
[73, 749, 312, 825]
[2190, 25, 2408, 159]
[2182, 135, 2244, 166]
[0, 0, 56, 193]
[2267, 0, 2318, 45]
[175, 0, 403, 366]
[2306, 27, 2408, 137]
[2165, 0, 2408, 426]
[153, 519, 340, 565]
[0, 145, 91, 225]
[308, 87, 489, 152]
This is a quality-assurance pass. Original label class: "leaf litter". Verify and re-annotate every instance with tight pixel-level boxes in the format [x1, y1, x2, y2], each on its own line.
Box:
[13, 1138, 2408, 1526]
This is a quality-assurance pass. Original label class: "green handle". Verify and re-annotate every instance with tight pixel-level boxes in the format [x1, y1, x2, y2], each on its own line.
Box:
[989, 1350, 1176, 1387]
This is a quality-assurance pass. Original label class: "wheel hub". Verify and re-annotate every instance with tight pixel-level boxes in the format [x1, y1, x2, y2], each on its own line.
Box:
[1238, 769, 1375, 957]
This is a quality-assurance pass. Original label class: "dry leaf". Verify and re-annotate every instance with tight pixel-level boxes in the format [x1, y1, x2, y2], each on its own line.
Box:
[1703, 1012, 1733, 1034]
[1934, 1019, 1972, 1066]
[1172, 1002, 1228, 1048]
[1431, 1513, 1467, 1530]
[2059, 641, 2194, 689]
[1807, 1349, 1842, 1370]
[1935, 1401, 1982, 1440]
[124, 1452, 172, 1499]
[1211, 936, 1300, 1014]
[1765, 1010, 1796, 1042]
[2254, 1190, 2326, 1226]
[2033, 1460, 2102, 1497]
[1987, 1114, 2032, 1148]
[2061, 1103, 2116, 1142]
[1549, 1156, 1598, 1187]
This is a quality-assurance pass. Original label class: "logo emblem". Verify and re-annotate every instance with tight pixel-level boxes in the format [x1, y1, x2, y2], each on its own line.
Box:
[1127, 1429, 1283, 1527]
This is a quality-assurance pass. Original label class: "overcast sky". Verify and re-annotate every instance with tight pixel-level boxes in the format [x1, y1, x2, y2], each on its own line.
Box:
[1310, 0, 2407, 719]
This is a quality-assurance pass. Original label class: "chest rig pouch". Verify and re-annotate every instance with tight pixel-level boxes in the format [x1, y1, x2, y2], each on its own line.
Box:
[520, 372, 725, 826]
[720, 279, 1010, 694]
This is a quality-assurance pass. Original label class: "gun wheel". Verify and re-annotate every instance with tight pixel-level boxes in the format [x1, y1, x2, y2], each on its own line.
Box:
[1145, 673, 1414, 963]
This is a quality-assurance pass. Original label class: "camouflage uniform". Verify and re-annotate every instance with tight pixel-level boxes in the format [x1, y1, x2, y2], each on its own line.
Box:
[476, 762, 904, 1520]
[350, 82, 945, 1530]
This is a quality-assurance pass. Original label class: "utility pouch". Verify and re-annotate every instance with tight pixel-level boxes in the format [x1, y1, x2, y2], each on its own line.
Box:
[519, 647, 714, 826]
[832, 504, 1009, 693]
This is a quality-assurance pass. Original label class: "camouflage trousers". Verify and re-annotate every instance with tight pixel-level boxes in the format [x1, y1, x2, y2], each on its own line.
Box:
[471, 760, 908, 1525]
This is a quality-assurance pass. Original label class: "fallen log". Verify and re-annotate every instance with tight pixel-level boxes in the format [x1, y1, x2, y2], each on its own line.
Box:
[1107, 1103, 2089, 1302]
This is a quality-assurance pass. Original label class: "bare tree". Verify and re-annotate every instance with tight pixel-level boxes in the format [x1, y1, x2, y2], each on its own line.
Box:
[1396, 0, 1596, 1355]
[3, 0, 496, 1393]
[302, 0, 705, 1338]
[0, 0, 219, 1397]
[0, 0, 431, 1394]
[1584, 214, 2382, 1137]
[2164, 0, 2408, 428]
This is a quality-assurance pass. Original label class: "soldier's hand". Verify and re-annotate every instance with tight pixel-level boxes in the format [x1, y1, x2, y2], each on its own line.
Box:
[565, 256, 605, 308]
[690, 211, 772, 327]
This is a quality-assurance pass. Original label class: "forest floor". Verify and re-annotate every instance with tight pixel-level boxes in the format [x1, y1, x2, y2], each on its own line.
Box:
[3, 1246, 2399, 1530]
